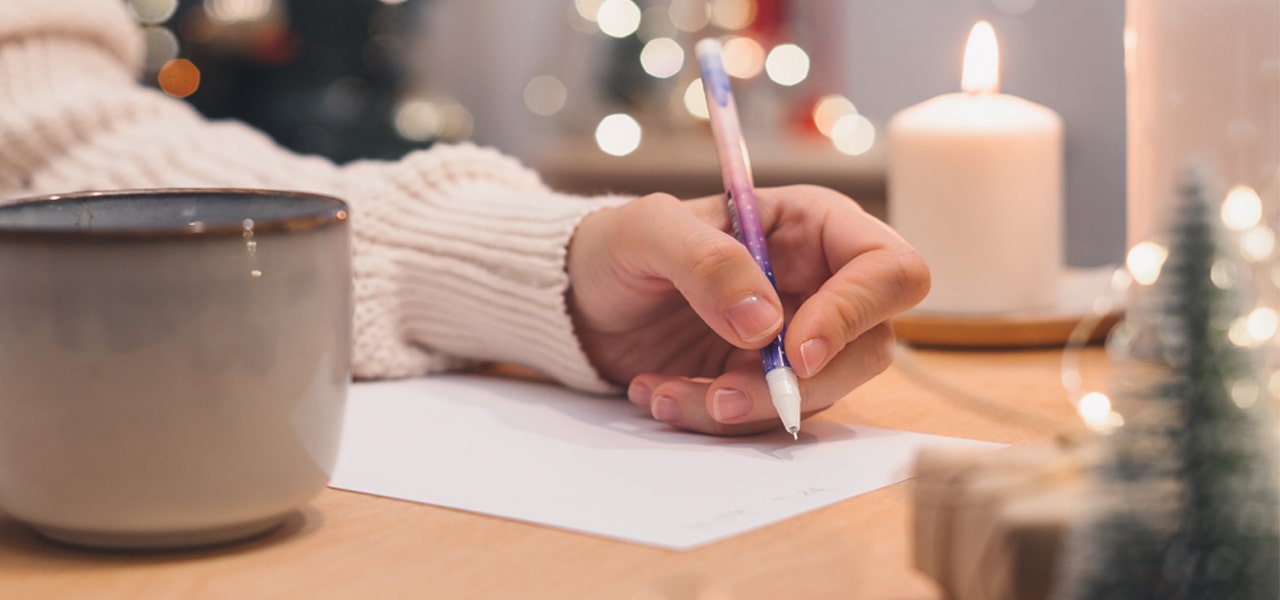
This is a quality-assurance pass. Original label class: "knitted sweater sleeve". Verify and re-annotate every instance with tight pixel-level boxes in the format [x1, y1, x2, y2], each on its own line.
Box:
[0, 0, 627, 393]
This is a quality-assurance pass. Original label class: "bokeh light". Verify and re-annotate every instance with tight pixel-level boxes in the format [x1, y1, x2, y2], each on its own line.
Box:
[1126, 240, 1168, 286]
[597, 0, 642, 38]
[394, 99, 441, 142]
[128, 0, 178, 24]
[711, 0, 755, 30]
[141, 26, 180, 73]
[722, 36, 765, 79]
[683, 79, 709, 120]
[669, 0, 710, 32]
[1221, 185, 1263, 231]
[524, 75, 567, 116]
[1077, 391, 1120, 432]
[765, 43, 809, 86]
[595, 113, 642, 156]
[639, 5, 678, 41]
[812, 94, 857, 137]
[640, 37, 685, 79]
[1242, 226, 1277, 262]
[157, 58, 200, 98]
[830, 114, 876, 156]
[575, 0, 605, 21]
[204, 0, 272, 24]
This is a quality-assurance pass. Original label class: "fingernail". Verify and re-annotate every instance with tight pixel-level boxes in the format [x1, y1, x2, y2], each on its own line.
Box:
[651, 395, 681, 423]
[799, 338, 830, 377]
[725, 295, 782, 343]
[711, 388, 752, 422]
[628, 381, 652, 408]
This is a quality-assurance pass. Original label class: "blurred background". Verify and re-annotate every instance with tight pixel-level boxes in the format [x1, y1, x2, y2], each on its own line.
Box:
[129, 0, 1125, 268]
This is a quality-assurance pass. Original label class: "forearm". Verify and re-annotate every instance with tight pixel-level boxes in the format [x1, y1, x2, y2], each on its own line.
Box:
[0, 0, 626, 392]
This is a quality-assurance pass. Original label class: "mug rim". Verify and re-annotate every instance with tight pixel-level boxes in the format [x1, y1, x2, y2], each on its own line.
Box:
[0, 188, 349, 239]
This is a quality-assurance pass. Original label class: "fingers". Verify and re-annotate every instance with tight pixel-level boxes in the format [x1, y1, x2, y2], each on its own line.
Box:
[751, 186, 929, 378]
[613, 193, 785, 348]
[627, 323, 896, 436]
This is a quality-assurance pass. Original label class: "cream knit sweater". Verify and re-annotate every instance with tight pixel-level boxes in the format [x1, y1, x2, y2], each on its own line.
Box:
[0, 0, 625, 392]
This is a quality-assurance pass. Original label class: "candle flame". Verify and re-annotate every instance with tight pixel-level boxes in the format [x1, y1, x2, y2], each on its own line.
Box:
[962, 21, 1000, 94]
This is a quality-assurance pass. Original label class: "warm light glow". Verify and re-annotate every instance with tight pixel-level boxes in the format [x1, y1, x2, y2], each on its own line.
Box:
[1210, 259, 1238, 290]
[1269, 370, 1280, 402]
[710, 0, 754, 30]
[141, 26, 179, 73]
[524, 75, 567, 116]
[1242, 226, 1277, 262]
[1246, 307, 1279, 342]
[394, 99, 441, 141]
[639, 6, 677, 41]
[575, 0, 604, 22]
[1077, 391, 1117, 432]
[765, 43, 809, 87]
[157, 58, 200, 98]
[813, 94, 857, 137]
[722, 36, 765, 79]
[683, 79, 709, 119]
[1221, 185, 1263, 231]
[597, 0, 642, 38]
[436, 102, 474, 141]
[831, 114, 876, 156]
[640, 37, 684, 79]
[1126, 240, 1168, 286]
[1228, 307, 1278, 348]
[595, 113, 642, 156]
[204, 0, 271, 24]
[1231, 379, 1260, 409]
[961, 21, 1000, 94]
[669, 0, 710, 32]
[128, 0, 178, 24]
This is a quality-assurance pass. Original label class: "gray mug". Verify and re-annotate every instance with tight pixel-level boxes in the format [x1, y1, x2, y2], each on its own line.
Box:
[0, 189, 352, 549]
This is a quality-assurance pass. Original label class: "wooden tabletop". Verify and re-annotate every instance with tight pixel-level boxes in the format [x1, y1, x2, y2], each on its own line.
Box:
[0, 346, 1108, 600]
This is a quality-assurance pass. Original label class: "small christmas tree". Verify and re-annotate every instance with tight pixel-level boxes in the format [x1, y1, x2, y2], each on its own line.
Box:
[1053, 167, 1280, 599]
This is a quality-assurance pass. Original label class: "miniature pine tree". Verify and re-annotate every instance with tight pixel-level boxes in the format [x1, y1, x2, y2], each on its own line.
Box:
[1053, 168, 1280, 599]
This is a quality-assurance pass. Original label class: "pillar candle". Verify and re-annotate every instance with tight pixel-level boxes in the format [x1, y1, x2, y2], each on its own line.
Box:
[888, 22, 1064, 315]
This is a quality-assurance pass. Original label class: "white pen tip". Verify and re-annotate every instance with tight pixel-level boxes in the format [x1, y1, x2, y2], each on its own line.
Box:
[765, 368, 803, 440]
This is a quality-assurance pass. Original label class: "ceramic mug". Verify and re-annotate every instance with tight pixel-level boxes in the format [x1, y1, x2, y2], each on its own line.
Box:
[0, 189, 352, 549]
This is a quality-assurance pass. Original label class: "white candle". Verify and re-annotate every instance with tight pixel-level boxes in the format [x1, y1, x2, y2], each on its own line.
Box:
[888, 21, 1064, 315]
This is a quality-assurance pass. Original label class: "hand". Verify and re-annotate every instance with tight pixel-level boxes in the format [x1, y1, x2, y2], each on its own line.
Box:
[566, 185, 929, 435]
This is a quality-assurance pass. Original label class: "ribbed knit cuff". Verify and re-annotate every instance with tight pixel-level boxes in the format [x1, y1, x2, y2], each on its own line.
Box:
[339, 145, 630, 393]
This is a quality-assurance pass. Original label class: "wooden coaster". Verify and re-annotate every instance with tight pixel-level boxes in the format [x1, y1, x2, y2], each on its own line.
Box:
[892, 268, 1124, 349]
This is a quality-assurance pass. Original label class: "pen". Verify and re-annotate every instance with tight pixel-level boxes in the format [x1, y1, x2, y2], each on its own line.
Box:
[695, 38, 802, 440]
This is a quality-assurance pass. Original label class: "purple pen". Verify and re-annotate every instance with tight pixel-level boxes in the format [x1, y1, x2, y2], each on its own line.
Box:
[696, 38, 802, 439]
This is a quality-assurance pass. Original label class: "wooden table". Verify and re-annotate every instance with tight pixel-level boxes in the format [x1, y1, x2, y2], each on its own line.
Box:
[0, 346, 1108, 599]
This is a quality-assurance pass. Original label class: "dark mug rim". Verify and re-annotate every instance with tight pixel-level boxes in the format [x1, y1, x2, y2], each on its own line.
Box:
[0, 188, 350, 239]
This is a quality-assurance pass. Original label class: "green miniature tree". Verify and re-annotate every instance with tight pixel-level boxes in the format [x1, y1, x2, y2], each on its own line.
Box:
[1053, 167, 1280, 599]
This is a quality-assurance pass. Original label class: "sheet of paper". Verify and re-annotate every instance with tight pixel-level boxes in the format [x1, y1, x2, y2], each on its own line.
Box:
[329, 374, 1002, 550]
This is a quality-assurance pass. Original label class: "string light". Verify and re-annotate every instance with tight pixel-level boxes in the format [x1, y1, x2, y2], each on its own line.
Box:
[1222, 185, 1263, 231]
[721, 36, 764, 79]
[830, 114, 876, 156]
[597, 0, 642, 38]
[128, 0, 178, 24]
[157, 58, 200, 97]
[764, 43, 809, 86]
[682, 79, 709, 120]
[524, 75, 567, 116]
[710, 0, 754, 30]
[640, 37, 685, 79]
[204, 0, 272, 24]
[669, 0, 710, 32]
[595, 113, 642, 156]
[1126, 240, 1169, 286]
[812, 94, 857, 137]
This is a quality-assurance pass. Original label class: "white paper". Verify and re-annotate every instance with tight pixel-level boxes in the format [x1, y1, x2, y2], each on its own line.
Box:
[329, 374, 1002, 550]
